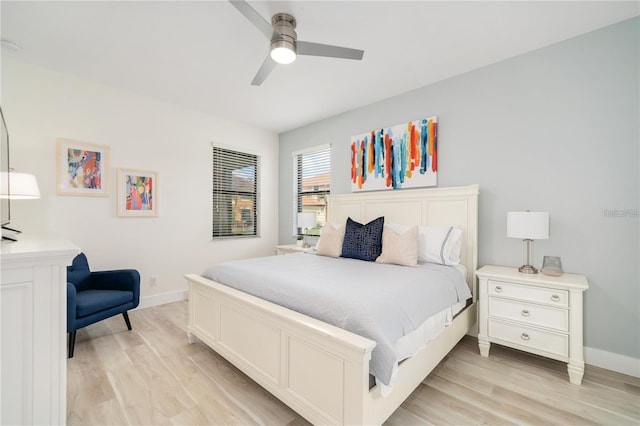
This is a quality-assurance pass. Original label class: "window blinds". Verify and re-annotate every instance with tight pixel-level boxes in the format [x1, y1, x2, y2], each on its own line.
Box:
[212, 146, 258, 238]
[293, 145, 330, 235]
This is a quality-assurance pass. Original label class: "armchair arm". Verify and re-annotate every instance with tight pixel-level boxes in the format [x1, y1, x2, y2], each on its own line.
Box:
[87, 269, 141, 306]
[67, 283, 77, 332]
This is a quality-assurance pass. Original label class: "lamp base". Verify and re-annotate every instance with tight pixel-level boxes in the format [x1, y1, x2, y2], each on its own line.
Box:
[518, 264, 538, 274]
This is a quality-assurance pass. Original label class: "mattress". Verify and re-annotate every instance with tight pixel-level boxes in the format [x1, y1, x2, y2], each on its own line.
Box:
[202, 252, 471, 386]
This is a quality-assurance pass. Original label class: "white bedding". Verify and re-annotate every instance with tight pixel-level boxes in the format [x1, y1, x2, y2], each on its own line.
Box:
[378, 296, 466, 394]
[202, 253, 471, 387]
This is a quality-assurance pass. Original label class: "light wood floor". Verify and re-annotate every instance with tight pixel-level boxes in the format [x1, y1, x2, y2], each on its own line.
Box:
[67, 301, 639, 425]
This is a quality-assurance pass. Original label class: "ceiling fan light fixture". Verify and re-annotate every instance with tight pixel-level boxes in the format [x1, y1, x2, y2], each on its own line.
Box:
[270, 39, 296, 64]
[229, 1, 364, 85]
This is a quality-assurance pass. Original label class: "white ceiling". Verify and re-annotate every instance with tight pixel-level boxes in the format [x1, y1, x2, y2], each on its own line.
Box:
[1, 1, 638, 133]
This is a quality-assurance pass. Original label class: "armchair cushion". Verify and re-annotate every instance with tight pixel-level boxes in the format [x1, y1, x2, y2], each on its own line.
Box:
[76, 289, 135, 318]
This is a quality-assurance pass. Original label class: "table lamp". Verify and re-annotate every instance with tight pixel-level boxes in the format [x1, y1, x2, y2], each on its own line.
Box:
[1, 171, 41, 199]
[1, 170, 41, 241]
[507, 211, 549, 274]
[297, 212, 316, 235]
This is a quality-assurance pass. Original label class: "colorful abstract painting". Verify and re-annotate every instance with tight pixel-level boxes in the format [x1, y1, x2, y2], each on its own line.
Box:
[117, 168, 158, 217]
[350, 116, 437, 192]
[56, 139, 109, 196]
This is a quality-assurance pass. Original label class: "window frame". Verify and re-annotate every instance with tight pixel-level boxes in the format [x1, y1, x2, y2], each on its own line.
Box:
[212, 144, 260, 240]
[292, 144, 331, 236]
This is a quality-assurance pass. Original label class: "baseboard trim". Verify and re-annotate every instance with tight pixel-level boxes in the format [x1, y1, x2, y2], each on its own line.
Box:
[137, 290, 188, 310]
[585, 346, 640, 378]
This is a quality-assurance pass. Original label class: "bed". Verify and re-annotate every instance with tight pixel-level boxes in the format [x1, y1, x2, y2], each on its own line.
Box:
[185, 184, 479, 425]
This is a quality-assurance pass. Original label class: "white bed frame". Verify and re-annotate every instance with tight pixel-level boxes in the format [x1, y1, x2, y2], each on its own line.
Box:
[185, 184, 479, 425]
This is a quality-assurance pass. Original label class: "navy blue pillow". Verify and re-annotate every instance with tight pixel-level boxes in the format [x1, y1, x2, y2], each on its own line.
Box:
[340, 216, 385, 261]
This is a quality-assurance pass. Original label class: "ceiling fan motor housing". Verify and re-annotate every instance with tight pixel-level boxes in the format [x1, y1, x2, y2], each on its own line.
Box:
[271, 13, 297, 53]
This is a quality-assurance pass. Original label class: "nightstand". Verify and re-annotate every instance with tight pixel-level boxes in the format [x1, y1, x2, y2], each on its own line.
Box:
[476, 265, 589, 385]
[275, 244, 310, 255]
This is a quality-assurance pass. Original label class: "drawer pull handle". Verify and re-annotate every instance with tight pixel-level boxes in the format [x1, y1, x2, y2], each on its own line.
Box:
[551, 294, 561, 302]
[494, 286, 503, 293]
[521, 309, 530, 317]
[521, 333, 530, 341]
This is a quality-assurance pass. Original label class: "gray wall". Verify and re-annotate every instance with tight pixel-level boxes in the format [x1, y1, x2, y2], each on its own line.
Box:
[279, 18, 639, 359]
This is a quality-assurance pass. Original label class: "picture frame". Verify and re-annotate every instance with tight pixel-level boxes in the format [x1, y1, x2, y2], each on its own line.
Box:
[56, 139, 109, 196]
[117, 168, 158, 217]
[350, 116, 438, 192]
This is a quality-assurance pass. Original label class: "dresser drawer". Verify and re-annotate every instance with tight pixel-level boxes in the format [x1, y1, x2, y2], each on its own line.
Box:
[488, 318, 568, 359]
[488, 280, 568, 307]
[488, 297, 569, 332]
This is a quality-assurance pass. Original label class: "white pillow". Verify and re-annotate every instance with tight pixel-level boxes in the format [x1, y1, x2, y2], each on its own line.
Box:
[418, 225, 463, 265]
[315, 223, 345, 258]
[375, 225, 419, 267]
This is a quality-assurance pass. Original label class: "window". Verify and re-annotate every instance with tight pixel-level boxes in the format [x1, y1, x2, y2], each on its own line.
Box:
[212, 146, 258, 239]
[293, 144, 330, 235]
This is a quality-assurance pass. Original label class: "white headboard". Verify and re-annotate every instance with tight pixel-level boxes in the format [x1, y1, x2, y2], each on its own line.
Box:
[327, 184, 479, 297]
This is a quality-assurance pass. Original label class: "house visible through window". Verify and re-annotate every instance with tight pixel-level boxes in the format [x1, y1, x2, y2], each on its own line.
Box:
[293, 144, 330, 235]
[212, 146, 258, 239]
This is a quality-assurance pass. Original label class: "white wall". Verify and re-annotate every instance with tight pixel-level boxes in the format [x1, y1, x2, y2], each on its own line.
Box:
[279, 18, 639, 374]
[2, 58, 279, 306]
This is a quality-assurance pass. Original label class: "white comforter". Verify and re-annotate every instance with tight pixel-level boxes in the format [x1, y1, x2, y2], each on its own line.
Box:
[202, 253, 471, 386]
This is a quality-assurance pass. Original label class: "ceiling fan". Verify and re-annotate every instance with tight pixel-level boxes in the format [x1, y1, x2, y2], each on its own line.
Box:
[229, 0, 365, 86]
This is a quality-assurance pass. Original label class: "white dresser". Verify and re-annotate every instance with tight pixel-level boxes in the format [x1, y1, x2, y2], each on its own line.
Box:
[476, 265, 589, 385]
[1, 234, 79, 425]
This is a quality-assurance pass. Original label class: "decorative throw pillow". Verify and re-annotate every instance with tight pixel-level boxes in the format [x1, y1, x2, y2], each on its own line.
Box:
[315, 223, 345, 258]
[375, 225, 419, 267]
[340, 216, 385, 262]
[418, 225, 463, 265]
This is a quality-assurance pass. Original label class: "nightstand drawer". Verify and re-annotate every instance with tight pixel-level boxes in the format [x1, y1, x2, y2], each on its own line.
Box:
[488, 319, 569, 359]
[488, 280, 568, 307]
[488, 298, 569, 332]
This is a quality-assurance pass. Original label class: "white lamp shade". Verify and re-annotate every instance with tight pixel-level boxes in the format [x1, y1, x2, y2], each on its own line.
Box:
[297, 212, 316, 231]
[0, 171, 41, 199]
[507, 211, 549, 240]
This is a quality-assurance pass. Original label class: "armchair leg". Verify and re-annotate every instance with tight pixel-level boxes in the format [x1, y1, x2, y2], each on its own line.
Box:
[123, 311, 132, 331]
[68, 331, 77, 358]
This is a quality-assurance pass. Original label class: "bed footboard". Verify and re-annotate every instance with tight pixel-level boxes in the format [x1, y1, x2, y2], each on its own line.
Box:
[185, 273, 376, 425]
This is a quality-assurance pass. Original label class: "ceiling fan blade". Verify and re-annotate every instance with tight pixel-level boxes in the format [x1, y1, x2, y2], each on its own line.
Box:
[229, 0, 274, 40]
[251, 55, 277, 86]
[297, 41, 364, 60]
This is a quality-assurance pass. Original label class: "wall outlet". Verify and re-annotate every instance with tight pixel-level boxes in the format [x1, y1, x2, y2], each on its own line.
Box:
[149, 276, 158, 287]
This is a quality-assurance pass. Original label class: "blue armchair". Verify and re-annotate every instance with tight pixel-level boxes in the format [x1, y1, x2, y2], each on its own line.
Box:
[66, 253, 140, 358]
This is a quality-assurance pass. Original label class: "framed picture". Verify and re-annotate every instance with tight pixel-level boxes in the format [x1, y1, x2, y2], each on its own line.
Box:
[350, 116, 438, 192]
[56, 139, 109, 196]
[117, 168, 158, 217]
